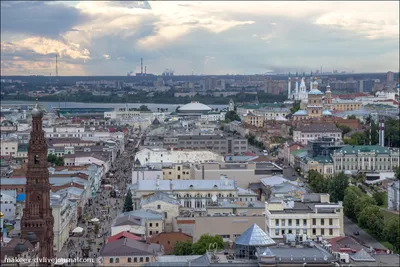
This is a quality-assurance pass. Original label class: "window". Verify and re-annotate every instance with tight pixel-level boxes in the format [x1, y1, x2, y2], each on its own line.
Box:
[288, 219, 292, 226]
[146, 257, 150, 262]
[149, 231, 153, 235]
[296, 219, 300, 226]
[177, 166, 181, 171]
[167, 241, 170, 244]
[321, 219, 324, 225]
[275, 219, 279, 226]
[329, 218, 333, 225]
[177, 175, 181, 179]
[140, 257, 143, 262]
[321, 229, 325, 236]
[134, 258, 137, 263]
[127, 257, 132, 263]
[329, 229, 333, 235]
[157, 205, 161, 210]
[312, 218, 316, 225]
[149, 223, 153, 227]
[312, 228, 316, 235]
[115, 258, 119, 264]
[156, 223, 159, 227]
[303, 229, 307, 235]
[303, 219, 307, 226]
[275, 229, 279, 235]
[109, 258, 114, 263]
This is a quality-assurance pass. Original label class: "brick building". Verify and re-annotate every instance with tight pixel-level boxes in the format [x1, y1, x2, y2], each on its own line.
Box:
[146, 230, 193, 254]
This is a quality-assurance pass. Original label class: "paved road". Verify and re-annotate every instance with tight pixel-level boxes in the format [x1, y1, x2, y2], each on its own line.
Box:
[343, 216, 386, 250]
[54, 141, 137, 266]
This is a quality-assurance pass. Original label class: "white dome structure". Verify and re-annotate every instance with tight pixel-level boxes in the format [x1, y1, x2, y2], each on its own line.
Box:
[178, 101, 212, 113]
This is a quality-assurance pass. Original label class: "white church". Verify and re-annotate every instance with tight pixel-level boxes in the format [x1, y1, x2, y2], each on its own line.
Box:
[287, 72, 317, 103]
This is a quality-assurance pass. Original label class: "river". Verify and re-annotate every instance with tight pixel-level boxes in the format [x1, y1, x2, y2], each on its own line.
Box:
[0, 100, 227, 112]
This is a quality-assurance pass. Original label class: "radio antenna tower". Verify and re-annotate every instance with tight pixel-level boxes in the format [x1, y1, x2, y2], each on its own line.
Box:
[56, 53, 58, 77]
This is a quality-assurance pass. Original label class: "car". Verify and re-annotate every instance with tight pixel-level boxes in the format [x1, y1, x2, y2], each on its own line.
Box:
[353, 231, 360, 235]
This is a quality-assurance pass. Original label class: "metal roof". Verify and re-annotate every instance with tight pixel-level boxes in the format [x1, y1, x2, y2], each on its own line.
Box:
[350, 249, 376, 262]
[178, 102, 212, 112]
[235, 224, 276, 246]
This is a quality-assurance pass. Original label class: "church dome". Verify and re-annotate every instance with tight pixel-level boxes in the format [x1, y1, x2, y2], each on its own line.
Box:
[31, 103, 43, 117]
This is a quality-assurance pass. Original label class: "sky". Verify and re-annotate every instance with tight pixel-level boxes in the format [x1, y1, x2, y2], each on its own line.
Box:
[1, 1, 399, 76]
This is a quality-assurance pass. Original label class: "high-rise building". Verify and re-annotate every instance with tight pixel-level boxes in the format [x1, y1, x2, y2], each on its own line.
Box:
[21, 101, 54, 260]
[387, 71, 394, 82]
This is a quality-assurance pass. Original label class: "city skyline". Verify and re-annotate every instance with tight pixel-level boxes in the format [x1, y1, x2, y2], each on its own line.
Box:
[1, 1, 399, 76]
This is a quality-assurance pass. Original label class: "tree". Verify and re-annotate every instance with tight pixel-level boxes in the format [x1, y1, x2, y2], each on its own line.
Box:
[347, 115, 357, 119]
[358, 205, 384, 238]
[173, 241, 193, 255]
[47, 154, 64, 166]
[337, 124, 352, 135]
[394, 166, 400, 180]
[123, 190, 133, 212]
[372, 191, 386, 206]
[343, 187, 362, 219]
[290, 101, 301, 114]
[308, 170, 328, 193]
[176, 106, 181, 112]
[191, 235, 224, 255]
[384, 217, 400, 252]
[225, 111, 241, 122]
[94, 224, 99, 235]
[138, 105, 151, 112]
[328, 172, 349, 202]
[354, 196, 376, 217]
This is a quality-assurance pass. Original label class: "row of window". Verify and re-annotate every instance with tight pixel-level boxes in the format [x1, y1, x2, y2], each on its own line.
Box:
[0, 200, 14, 204]
[274, 228, 334, 236]
[3, 147, 16, 150]
[109, 256, 150, 263]
[337, 157, 397, 162]
[275, 218, 333, 226]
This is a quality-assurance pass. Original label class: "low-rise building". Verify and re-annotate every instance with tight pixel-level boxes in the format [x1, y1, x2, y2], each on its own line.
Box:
[140, 192, 181, 232]
[0, 190, 17, 221]
[300, 156, 334, 178]
[265, 193, 344, 239]
[111, 210, 165, 239]
[243, 112, 264, 128]
[0, 138, 18, 157]
[293, 123, 342, 145]
[331, 145, 400, 174]
[146, 231, 193, 255]
[99, 238, 162, 266]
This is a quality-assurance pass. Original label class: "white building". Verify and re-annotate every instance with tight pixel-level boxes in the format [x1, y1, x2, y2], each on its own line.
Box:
[293, 124, 342, 145]
[134, 148, 224, 166]
[200, 111, 226, 122]
[129, 176, 239, 215]
[104, 107, 153, 120]
[388, 180, 400, 211]
[0, 139, 18, 157]
[51, 193, 78, 252]
[265, 194, 344, 239]
[0, 190, 17, 221]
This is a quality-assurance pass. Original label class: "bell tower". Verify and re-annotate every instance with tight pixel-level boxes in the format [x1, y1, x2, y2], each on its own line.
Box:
[21, 100, 54, 262]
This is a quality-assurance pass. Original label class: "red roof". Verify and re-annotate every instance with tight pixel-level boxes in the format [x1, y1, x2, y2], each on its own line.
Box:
[107, 231, 141, 243]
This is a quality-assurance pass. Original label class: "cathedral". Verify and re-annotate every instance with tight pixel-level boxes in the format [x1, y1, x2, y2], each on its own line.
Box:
[287, 73, 333, 120]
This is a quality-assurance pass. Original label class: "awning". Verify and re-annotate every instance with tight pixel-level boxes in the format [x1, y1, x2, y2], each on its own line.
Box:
[72, 227, 84, 233]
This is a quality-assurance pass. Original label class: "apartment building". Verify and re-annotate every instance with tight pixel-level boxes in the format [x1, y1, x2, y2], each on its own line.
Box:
[331, 145, 400, 174]
[0, 190, 17, 220]
[293, 123, 342, 145]
[265, 194, 344, 239]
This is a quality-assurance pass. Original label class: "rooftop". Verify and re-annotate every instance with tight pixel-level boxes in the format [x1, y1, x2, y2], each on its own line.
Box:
[235, 224, 276, 246]
[334, 145, 399, 155]
[100, 238, 162, 257]
[130, 179, 237, 192]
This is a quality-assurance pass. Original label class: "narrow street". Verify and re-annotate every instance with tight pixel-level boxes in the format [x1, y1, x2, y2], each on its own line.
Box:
[54, 140, 137, 266]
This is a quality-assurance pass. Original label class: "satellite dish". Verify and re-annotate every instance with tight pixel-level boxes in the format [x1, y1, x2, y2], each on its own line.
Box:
[211, 194, 217, 202]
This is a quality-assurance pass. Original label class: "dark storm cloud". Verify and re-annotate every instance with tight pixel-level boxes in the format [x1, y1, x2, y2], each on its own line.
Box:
[0, 1, 89, 38]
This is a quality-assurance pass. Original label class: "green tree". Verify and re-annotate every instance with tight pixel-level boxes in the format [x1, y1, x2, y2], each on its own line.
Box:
[123, 190, 133, 212]
[308, 170, 328, 193]
[347, 115, 357, 119]
[343, 187, 362, 219]
[354, 196, 376, 217]
[94, 224, 99, 235]
[372, 191, 386, 206]
[290, 101, 301, 114]
[384, 217, 400, 252]
[384, 118, 400, 147]
[138, 105, 151, 111]
[47, 154, 64, 166]
[225, 111, 241, 122]
[328, 172, 349, 202]
[358, 205, 384, 238]
[191, 235, 224, 255]
[173, 241, 193, 255]
[394, 166, 400, 180]
[337, 124, 352, 135]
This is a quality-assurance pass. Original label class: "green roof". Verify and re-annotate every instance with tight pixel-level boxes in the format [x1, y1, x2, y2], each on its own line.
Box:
[238, 103, 283, 109]
[290, 148, 307, 156]
[335, 145, 398, 155]
[312, 155, 333, 164]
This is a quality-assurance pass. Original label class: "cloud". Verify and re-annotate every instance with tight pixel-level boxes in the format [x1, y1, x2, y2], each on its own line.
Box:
[0, 1, 398, 75]
[0, 1, 89, 38]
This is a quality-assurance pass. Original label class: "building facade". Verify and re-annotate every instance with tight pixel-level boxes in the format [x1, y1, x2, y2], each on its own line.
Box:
[293, 123, 342, 145]
[265, 194, 344, 239]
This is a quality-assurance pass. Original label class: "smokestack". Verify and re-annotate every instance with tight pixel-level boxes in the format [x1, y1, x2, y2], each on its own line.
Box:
[141, 58, 143, 75]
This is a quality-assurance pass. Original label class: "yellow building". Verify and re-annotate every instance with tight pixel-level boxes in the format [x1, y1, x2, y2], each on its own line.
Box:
[332, 99, 363, 111]
[243, 112, 264, 127]
[162, 164, 191, 180]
